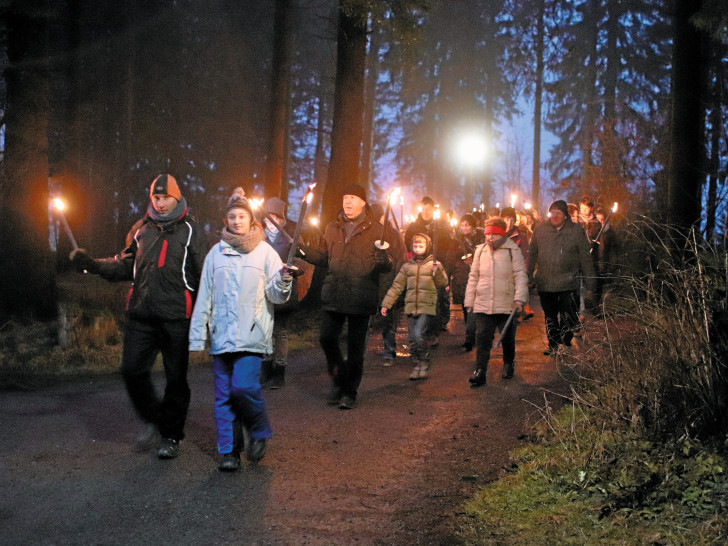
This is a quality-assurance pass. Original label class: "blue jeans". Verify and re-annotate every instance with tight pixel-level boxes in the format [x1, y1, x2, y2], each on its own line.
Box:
[382, 306, 400, 360]
[407, 314, 431, 361]
[213, 352, 272, 455]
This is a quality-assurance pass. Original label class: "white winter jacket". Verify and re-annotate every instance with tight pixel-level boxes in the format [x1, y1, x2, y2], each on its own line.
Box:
[464, 238, 529, 314]
[188, 239, 290, 355]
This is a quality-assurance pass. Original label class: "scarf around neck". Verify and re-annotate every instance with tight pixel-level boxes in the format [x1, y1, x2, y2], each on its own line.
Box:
[221, 223, 264, 254]
[486, 236, 508, 252]
[146, 196, 188, 228]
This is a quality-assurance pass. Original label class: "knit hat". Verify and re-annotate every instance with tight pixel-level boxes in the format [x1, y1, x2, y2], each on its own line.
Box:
[226, 192, 254, 220]
[548, 199, 569, 217]
[149, 174, 181, 201]
[500, 207, 517, 220]
[263, 197, 286, 219]
[460, 213, 477, 228]
[370, 203, 385, 220]
[341, 183, 367, 203]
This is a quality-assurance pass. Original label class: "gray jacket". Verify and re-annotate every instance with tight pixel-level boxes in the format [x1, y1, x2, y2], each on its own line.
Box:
[527, 219, 596, 292]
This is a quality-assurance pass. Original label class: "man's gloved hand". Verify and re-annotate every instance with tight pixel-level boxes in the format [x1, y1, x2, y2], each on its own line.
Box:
[373, 248, 390, 267]
[69, 249, 99, 274]
[280, 269, 294, 288]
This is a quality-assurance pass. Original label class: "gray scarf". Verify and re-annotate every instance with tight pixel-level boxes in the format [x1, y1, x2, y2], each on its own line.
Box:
[146, 196, 188, 228]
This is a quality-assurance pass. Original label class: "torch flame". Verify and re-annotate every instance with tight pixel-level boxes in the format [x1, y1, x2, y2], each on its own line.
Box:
[388, 186, 401, 201]
[612, 202, 618, 213]
[309, 216, 319, 226]
[449, 217, 458, 227]
[525, 202, 532, 210]
[433, 208, 441, 221]
[510, 193, 517, 208]
[305, 183, 317, 204]
[52, 197, 66, 212]
[250, 197, 264, 210]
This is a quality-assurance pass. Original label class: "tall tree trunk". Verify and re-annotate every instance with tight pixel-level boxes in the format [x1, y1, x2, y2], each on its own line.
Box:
[359, 21, 379, 188]
[0, 0, 57, 320]
[531, 0, 544, 211]
[668, 0, 705, 232]
[322, 4, 367, 224]
[704, 38, 723, 243]
[264, 0, 294, 198]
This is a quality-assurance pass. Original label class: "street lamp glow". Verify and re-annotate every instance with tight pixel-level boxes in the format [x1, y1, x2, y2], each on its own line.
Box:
[453, 130, 488, 169]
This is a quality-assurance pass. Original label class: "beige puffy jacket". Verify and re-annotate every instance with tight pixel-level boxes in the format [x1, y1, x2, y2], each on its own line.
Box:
[464, 238, 529, 314]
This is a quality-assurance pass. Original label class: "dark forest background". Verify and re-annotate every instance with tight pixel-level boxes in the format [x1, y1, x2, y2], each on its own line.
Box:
[0, 0, 727, 320]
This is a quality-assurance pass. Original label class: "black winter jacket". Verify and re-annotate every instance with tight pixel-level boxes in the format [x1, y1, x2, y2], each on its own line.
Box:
[304, 208, 392, 315]
[95, 213, 209, 321]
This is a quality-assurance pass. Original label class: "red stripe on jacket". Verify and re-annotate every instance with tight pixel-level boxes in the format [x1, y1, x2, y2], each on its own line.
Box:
[158, 240, 168, 268]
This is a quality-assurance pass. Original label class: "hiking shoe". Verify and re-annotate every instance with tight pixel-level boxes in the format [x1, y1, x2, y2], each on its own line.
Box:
[133, 423, 160, 453]
[462, 342, 473, 352]
[469, 369, 486, 387]
[409, 365, 421, 380]
[157, 438, 179, 459]
[502, 362, 515, 379]
[218, 452, 241, 472]
[247, 439, 267, 462]
[339, 395, 356, 410]
[418, 363, 430, 379]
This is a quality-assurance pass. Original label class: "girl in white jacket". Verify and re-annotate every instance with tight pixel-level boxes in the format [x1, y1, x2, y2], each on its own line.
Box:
[464, 218, 528, 386]
[189, 193, 291, 470]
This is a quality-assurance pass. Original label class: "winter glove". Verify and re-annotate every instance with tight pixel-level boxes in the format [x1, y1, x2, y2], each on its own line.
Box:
[373, 248, 390, 267]
[69, 249, 100, 274]
[280, 269, 294, 288]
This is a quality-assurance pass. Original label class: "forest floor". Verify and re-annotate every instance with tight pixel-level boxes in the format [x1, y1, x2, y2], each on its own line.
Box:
[0, 301, 569, 545]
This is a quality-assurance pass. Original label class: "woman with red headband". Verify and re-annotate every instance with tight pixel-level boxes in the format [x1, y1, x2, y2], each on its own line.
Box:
[463, 217, 529, 386]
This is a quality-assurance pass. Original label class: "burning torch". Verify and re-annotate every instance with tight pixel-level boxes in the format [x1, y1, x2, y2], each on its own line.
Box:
[375, 186, 401, 250]
[52, 197, 79, 251]
[592, 201, 618, 250]
[432, 207, 441, 266]
[284, 183, 316, 271]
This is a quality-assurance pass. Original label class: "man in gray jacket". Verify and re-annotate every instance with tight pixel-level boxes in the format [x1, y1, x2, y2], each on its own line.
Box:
[527, 200, 596, 355]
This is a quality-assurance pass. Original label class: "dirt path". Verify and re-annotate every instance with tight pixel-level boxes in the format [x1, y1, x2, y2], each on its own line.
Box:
[0, 301, 568, 545]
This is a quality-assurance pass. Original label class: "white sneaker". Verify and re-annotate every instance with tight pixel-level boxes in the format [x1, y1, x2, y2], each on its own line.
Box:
[409, 365, 421, 380]
[418, 363, 430, 379]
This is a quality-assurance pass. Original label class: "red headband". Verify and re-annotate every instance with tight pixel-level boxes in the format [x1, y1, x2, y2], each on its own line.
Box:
[483, 225, 506, 236]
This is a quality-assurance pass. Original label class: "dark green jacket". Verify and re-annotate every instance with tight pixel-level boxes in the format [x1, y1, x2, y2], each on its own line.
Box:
[527, 218, 596, 293]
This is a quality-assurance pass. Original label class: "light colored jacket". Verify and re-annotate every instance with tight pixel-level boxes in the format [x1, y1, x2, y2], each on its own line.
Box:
[464, 238, 529, 314]
[381, 255, 448, 316]
[188, 239, 290, 355]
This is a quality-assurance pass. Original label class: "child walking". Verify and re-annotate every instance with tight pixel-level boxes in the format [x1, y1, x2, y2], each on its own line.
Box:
[380, 233, 448, 380]
[189, 192, 292, 471]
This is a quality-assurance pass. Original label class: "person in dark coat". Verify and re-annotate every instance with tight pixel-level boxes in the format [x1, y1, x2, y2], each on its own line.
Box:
[259, 196, 314, 389]
[70, 174, 209, 459]
[527, 199, 596, 355]
[593, 206, 619, 306]
[302, 184, 392, 410]
[370, 203, 408, 365]
[444, 213, 483, 351]
[404, 195, 452, 344]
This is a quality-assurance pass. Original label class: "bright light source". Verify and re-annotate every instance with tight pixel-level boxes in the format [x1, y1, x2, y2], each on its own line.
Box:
[309, 216, 319, 226]
[52, 197, 66, 211]
[453, 129, 488, 169]
[510, 193, 517, 208]
[612, 202, 619, 213]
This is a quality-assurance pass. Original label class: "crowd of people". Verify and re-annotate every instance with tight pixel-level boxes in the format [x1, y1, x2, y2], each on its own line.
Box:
[69, 174, 618, 471]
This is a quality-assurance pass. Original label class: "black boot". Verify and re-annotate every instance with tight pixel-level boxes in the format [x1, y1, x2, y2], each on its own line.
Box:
[269, 364, 285, 390]
[469, 368, 486, 387]
[260, 359, 273, 388]
[502, 361, 515, 379]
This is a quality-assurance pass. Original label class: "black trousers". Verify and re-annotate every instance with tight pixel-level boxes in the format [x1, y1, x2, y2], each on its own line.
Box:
[121, 318, 191, 441]
[319, 311, 371, 399]
[538, 290, 580, 349]
[474, 313, 516, 371]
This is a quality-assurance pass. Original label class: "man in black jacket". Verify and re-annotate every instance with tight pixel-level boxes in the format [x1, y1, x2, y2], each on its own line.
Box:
[71, 174, 209, 459]
[303, 184, 392, 409]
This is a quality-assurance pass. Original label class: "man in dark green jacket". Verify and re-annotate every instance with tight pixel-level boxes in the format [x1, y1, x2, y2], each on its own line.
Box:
[71, 174, 209, 458]
[303, 184, 392, 409]
[527, 200, 596, 355]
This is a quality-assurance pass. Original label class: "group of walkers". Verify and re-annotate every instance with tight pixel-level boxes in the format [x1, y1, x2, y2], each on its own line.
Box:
[70, 173, 613, 472]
